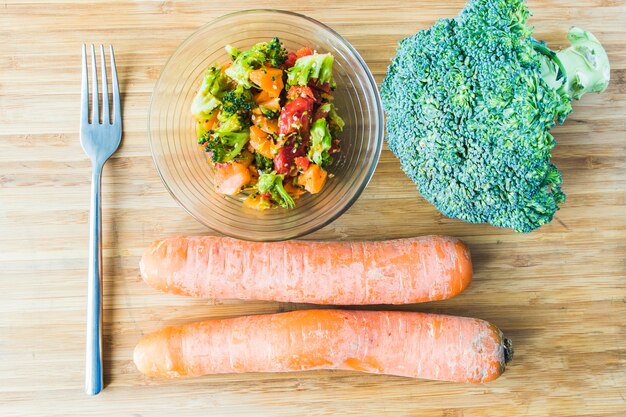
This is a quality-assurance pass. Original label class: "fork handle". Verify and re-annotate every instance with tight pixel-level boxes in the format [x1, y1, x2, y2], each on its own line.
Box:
[85, 164, 103, 395]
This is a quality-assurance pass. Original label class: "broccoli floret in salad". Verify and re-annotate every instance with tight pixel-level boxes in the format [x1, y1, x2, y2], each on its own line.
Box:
[191, 66, 229, 118]
[264, 37, 289, 67]
[257, 173, 295, 209]
[199, 129, 250, 163]
[254, 152, 274, 173]
[319, 102, 345, 135]
[221, 84, 256, 115]
[287, 53, 336, 88]
[216, 110, 248, 132]
[225, 37, 288, 88]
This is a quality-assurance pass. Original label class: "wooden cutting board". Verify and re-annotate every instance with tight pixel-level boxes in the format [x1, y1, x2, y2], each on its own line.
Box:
[1, 1, 624, 416]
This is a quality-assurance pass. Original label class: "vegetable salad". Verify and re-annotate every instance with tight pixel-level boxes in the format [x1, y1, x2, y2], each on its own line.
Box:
[191, 38, 344, 210]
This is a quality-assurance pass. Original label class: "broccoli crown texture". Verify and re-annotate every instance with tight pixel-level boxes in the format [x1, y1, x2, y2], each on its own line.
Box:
[190, 66, 229, 118]
[380, 0, 605, 232]
[257, 173, 295, 209]
[221, 84, 256, 115]
[200, 129, 250, 163]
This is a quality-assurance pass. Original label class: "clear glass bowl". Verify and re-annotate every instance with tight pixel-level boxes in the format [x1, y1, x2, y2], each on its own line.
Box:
[149, 10, 383, 241]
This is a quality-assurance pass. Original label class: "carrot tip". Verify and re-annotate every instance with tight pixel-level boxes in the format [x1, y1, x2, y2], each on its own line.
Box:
[503, 338, 514, 365]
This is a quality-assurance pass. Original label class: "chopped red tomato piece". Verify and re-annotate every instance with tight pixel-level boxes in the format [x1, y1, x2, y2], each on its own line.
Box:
[286, 85, 315, 101]
[295, 156, 310, 171]
[284, 52, 297, 68]
[278, 96, 314, 136]
[274, 141, 295, 174]
[295, 47, 314, 58]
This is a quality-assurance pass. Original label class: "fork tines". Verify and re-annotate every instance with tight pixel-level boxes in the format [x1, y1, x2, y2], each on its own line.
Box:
[81, 44, 120, 126]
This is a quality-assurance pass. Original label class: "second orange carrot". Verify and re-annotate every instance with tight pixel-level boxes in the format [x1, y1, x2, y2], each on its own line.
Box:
[140, 235, 473, 305]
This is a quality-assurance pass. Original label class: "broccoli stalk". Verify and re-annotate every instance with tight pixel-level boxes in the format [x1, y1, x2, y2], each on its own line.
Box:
[380, 0, 611, 233]
[534, 27, 610, 101]
[256, 173, 295, 209]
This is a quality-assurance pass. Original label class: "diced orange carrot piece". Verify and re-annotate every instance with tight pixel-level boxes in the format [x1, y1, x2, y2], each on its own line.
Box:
[236, 150, 254, 167]
[257, 97, 281, 112]
[243, 194, 272, 211]
[284, 181, 305, 200]
[249, 67, 283, 98]
[254, 90, 273, 104]
[297, 163, 327, 194]
[251, 111, 279, 135]
[249, 126, 279, 159]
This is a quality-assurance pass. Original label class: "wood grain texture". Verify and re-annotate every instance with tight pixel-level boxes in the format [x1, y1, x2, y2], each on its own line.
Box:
[0, 0, 625, 416]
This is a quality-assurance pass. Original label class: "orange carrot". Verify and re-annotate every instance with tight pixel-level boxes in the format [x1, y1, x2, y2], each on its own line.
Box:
[133, 309, 512, 383]
[236, 150, 254, 167]
[140, 235, 472, 304]
[249, 66, 283, 98]
[253, 90, 273, 104]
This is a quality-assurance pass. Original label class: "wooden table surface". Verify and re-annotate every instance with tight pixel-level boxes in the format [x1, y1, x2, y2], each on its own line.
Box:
[1, 1, 625, 416]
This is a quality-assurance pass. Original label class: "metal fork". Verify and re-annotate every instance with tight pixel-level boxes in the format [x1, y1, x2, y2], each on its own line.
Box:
[80, 44, 122, 396]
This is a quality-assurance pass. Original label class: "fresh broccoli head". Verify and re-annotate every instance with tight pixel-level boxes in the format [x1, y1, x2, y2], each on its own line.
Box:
[199, 129, 250, 163]
[256, 173, 295, 209]
[191, 66, 229, 118]
[225, 38, 287, 88]
[380, 0, 610, 232]
[308, 118, 333, 167]
[287, 53, 335, 88]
